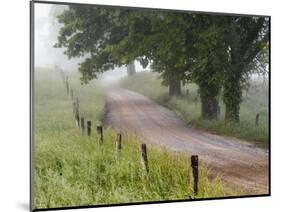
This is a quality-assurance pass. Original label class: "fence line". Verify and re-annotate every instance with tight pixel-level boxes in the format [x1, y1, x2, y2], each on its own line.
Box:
[55, 68, 201, 196]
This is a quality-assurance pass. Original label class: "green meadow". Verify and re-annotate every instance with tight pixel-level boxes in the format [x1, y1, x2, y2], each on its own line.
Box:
[34, 69, 227, 209]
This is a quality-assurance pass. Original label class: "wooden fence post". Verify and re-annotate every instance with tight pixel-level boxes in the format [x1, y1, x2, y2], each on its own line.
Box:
[73, 102, 76, 117]
[141, 144, 149, 173]
[256, 113, 260, 126]
[76, 97, 79, 112]
[87, 121, 91, 136]
[73, 101, 80, 128]
[97, 126, 104, 144]
[116, 133, 122, 157]
[81, 117, 85, 134]
[191, 155, 199, 195]
[74, 100, 80, 128]
[75, 112, 80, 128]
[66, 77, 69, 95]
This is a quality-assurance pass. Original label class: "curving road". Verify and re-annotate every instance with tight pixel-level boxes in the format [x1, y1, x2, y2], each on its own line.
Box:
[104, 87, 269, 195]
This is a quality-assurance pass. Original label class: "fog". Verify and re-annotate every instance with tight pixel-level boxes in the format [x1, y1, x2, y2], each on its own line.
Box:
[35, 4, 81, 70]
[34, 3, 148, 85]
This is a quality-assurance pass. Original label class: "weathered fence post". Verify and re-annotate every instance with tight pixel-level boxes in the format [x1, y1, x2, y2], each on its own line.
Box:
[81, 117, 85, 134]
[72, 101, 80, 128]
[191, 155, 199, 195]
[73, 102, 76, 117]
[66, 77, 69, 95]
[87, 121, 91, 136]
[70, 88, 74, 100]
[75, 100, 80, 128]
[97, 126, 104, 144]
[75, 112, 80, 128]
[76, 97, 79, 112]
[255, 113, 260, 126]
[141, 144, 149, 173]
[116, 133, 122, 157]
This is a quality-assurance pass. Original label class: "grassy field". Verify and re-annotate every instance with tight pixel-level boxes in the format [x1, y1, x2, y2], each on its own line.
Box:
[121, 71, 269, 143]
[34, 69, 227, 209]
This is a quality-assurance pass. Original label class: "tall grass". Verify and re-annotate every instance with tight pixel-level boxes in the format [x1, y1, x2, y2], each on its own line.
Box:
[121, 72, 269, 142]
[34, 69, 226, 209]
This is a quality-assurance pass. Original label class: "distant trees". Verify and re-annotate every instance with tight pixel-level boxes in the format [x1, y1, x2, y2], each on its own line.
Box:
[55, 5, 269, 122]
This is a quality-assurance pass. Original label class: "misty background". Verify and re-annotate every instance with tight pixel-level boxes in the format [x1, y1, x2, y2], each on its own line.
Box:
[34, 3, 148, 84]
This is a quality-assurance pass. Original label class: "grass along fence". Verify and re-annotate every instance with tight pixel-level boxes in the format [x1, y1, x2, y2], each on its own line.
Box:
[59, 67, 201, 197]
[34, 68, 229, 209]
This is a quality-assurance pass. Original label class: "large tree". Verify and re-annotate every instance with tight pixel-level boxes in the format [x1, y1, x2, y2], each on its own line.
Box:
[187, 15, 228, 119]
[222, 16, 269, 122]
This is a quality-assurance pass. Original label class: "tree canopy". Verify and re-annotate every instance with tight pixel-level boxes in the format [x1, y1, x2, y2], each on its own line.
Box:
[55, 5, 269, 122]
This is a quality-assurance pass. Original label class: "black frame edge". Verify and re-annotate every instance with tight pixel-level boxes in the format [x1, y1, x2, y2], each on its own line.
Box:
[268, 16, 271, 196]
[32, 194, 270, 211]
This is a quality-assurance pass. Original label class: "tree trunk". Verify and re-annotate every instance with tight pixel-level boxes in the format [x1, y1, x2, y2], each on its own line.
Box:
[199, 84, 220, 120]
[223, 20, 243, 123]
[169, 77, 181, 97]
[223, 70, 242, 122]
[127, 61, 136, 76]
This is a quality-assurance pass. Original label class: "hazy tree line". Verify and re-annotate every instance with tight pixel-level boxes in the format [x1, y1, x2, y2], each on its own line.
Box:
[55, 5, 269, 122]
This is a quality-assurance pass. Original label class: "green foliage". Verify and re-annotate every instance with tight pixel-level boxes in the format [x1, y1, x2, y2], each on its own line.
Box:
[222, 17, 269, 122]
[55, 6, 126, 83]
[55, 5, 269, 121]
[121, 72, 269, 142]
[34, 69, 227, 209]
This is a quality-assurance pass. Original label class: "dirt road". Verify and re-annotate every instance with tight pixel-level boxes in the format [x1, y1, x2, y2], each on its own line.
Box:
[104, 87, 269, 195]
